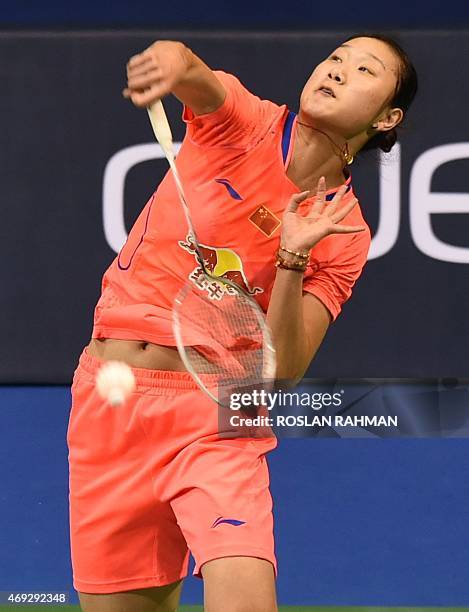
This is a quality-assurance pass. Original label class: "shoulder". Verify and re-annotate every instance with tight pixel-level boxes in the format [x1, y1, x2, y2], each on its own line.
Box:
[182, 70, 286, 149]
[213, 70, 285, 115]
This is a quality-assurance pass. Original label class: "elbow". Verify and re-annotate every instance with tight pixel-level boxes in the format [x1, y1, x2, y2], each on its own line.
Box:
[274, 346, 316, 385]
[274, 363, 308, 387]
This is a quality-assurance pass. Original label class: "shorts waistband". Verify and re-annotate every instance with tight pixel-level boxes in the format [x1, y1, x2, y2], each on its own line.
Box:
[77, 347, 202, 391]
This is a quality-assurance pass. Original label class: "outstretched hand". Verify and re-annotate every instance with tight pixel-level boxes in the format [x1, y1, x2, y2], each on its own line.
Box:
[280, 177, 366, 254]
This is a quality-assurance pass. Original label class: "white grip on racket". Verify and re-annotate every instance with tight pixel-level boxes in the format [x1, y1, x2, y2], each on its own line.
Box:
[147, 99, 196, 239]
[147, 100, 174, 162]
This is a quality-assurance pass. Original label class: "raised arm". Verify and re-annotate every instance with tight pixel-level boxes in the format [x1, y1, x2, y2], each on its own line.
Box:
[123, 40, 226, 115]
[267, 179, 367, 383]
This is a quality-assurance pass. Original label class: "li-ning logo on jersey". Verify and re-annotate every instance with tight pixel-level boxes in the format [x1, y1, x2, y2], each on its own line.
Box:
[211, 516, 246, 528]
[214, 178, 243, 201]
[178, 235, 263, 300]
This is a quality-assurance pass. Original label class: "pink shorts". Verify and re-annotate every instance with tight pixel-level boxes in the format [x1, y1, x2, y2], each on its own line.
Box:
[67, 348, 277, 593]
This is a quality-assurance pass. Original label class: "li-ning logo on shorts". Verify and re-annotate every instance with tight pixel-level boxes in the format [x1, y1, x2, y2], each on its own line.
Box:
[179, 235, 263, 301]
[211, 516, 246, 528]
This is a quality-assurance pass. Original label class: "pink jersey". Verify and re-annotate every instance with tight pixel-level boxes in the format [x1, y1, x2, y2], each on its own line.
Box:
[92, 71, 371, 345]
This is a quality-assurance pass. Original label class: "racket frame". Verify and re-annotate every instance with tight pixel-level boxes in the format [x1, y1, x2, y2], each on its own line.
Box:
[147, 100, 276, 403]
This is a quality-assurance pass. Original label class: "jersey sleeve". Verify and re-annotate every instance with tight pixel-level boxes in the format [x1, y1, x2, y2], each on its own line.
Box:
[302, 227, 372, 322]
[181, 70, 280, 149]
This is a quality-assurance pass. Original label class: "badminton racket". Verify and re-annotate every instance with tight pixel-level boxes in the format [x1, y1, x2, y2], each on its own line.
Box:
[147, 99, 276, 406]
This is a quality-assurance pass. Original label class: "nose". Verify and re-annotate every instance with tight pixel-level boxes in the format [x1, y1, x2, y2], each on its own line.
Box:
[328, 67, 345, 84]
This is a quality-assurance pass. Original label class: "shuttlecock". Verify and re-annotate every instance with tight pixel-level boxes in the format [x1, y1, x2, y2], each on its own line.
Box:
[95, 360, 136, 406]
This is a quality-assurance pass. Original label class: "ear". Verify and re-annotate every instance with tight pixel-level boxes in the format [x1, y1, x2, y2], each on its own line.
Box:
[371, 107, 404, 133]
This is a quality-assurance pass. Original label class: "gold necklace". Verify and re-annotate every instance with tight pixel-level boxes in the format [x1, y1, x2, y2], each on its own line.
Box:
[296, 121, 354, 166]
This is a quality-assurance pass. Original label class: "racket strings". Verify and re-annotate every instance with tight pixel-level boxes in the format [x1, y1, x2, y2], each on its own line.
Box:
[174, 283, 271, 396]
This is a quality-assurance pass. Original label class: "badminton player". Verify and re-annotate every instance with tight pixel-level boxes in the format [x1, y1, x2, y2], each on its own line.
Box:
[68, 35, 417, 611]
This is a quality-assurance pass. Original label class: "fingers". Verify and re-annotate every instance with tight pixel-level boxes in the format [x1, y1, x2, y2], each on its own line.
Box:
[127, 52, 154, 76]
[329, 224, 366, 234]
[127, 51, 153, 69]
[322, 184, 348, 217]
[330, 195, 359, 223]
[125, 50, 166, 106]
[286, 190, 310, 213]
[123, 83, 167, 108]
[126, 67, 162, 91]
[316, 175, 326, 199]
[309, 176, 327, 215]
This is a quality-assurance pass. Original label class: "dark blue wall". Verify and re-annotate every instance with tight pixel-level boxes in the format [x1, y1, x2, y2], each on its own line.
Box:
[2, 30, 469, 383]
[2, 0, 469, 28]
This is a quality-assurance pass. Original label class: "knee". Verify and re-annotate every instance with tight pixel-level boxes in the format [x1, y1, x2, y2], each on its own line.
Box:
[202, 556, 277, 612]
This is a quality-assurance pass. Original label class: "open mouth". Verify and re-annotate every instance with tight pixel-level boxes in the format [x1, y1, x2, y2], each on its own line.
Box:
[318, 86, 336, 98]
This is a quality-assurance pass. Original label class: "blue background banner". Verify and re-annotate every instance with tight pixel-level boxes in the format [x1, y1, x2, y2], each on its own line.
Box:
[2, 30, 469, 382]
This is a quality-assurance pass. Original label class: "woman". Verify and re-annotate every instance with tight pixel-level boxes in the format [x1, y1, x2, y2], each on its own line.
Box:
[68, 34, 417, 611]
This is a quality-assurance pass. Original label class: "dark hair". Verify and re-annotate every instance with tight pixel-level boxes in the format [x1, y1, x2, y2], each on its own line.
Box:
[344, 33, 418, 154]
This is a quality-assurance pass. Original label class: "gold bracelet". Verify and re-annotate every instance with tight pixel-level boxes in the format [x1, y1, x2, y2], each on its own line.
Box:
[275, 250, 308, 272]
[275, 260, 306, 272]
[279, 245, 310, 259]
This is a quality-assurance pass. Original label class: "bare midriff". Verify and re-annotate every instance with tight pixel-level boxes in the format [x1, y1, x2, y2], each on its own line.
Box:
[87, 338, 187, 371]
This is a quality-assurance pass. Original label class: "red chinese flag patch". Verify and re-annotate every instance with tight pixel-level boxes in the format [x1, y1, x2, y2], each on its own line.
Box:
[249, 205, 281, 237]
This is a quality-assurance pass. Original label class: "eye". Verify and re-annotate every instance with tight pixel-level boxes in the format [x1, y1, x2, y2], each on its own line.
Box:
[330, 55, 342, 62]
[359, 66, 374, 75]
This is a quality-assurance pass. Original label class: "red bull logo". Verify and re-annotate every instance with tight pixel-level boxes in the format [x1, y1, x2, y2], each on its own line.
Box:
[179, 235, 263, 300]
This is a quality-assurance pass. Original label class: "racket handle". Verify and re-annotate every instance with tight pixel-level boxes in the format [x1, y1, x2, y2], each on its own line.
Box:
[147, 100, 174, 161]
[147, 98, 197, 241]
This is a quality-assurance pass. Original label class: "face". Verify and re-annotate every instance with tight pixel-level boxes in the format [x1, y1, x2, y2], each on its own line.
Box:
[300, 37, 403, 140]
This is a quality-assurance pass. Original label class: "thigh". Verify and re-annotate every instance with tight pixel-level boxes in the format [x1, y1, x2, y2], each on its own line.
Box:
[169, 437, 277, 578]
[202, 557, 277, 612]
[68, 355, 191, 592]
[78, 582, 183, 612]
